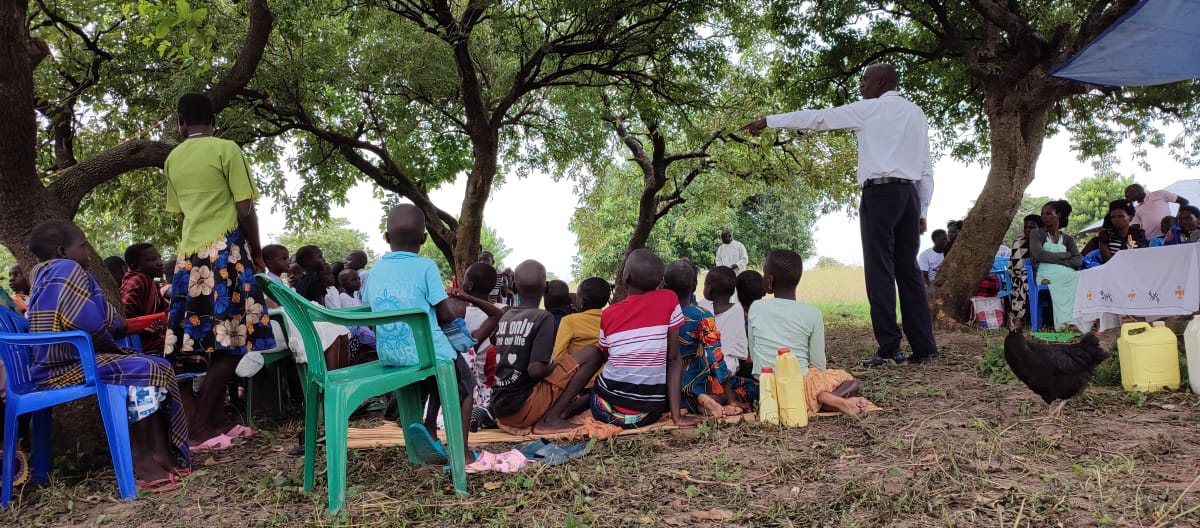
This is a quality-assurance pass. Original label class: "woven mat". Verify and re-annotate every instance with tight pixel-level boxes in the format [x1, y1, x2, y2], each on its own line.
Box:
[347, 406, 882, 449]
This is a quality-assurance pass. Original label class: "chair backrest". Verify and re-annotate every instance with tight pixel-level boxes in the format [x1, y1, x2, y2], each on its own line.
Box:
[255, 274, 438, 382]
[990, 256, 1010, 274]
[0, 306, 35, 395]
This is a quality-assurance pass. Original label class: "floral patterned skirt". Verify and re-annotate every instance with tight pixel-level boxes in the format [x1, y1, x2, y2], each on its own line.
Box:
[165, 229, 274, 374]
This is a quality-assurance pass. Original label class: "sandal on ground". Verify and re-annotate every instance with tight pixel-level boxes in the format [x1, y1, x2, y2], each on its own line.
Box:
[190, 433, 236, 453]
[171, 467, 195, 480]
[492, 450, 529, 473]
[407, 423, 448, 465]
[225, 424, 256, 439]
[464, 450, 497, 474]
[136, 476, 182, 493]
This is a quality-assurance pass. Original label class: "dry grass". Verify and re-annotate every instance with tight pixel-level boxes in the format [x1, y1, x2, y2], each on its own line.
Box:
[799, 265, 869, 305]
[4, 326, 1200, 527]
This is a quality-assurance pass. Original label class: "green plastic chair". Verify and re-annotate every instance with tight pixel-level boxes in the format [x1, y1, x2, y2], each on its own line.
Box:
[256, 274, 468, 512]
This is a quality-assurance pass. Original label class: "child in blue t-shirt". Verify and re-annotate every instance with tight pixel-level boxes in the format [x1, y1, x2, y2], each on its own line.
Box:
[362, 204, 503, 472]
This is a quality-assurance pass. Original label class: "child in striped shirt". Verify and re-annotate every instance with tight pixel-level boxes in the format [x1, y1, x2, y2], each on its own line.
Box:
[591, 249, 704, 429]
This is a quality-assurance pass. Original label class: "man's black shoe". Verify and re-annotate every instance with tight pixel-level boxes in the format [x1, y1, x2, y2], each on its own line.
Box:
[861, 352, 906, 367]
[907, 353, 940, 365]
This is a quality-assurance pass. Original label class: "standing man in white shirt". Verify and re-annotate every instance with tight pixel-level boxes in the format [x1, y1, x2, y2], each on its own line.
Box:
[742, 63, 937, 366]
[714, 229, 749, 274]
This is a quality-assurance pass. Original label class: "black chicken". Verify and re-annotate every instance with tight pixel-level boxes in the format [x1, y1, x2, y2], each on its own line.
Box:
[1003, 329, 1110, 416]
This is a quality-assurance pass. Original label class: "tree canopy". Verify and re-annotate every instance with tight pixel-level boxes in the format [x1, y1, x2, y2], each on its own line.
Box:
[1064, 171, 1135, 237]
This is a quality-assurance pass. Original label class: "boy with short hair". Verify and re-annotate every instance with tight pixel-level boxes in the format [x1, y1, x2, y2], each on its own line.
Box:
[363, 204, 497, 470]
[591, 249, 704, 428]
[664, 260, 751, 418]
[8, 263, 30, 314]
[697, 266, 747, 373]
[261, 244, 290, 282]
[735, 270, 765, 315]
[120, 242, 169, 353]
[552, 277, 608, 387]
[491, 260, 605, 434]
[544, 279, 572, 332]
[748, 250, 872, 416]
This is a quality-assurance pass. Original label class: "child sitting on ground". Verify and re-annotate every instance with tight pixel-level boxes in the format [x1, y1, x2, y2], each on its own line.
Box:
[26, 221, 190, 490]
[698, 266, 748, 373]
[591, 249, 704, 429]
[552, 277, 609, 387]
[663, 260, 753, 418]
[736, 269, 765, 314]
[491, 260, 605, 434]
[748, 250, 872, 416]
[544, 279, 572, 332]
[120, 243, 169, 354]
[445, 262, 506, 430]
[364, 204, 503, 471]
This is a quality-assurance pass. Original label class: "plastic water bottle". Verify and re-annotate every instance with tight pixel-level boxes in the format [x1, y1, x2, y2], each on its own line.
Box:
[774, 348, 809, 427]
[1184, 315, 1200, 395]
[758, 367, 779, 424]
[1117, 322, 1181, 392]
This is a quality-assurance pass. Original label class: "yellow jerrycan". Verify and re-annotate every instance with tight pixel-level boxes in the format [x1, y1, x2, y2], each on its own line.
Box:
[773, 348, 809, 427]
[1117, 322, 1180, 393]
[758, 367, 779, 424]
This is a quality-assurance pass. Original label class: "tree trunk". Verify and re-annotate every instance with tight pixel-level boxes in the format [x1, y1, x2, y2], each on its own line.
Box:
[611, 170, 663, 301]
[452, 133, 499, 278]
[931, 97, 1052, 323]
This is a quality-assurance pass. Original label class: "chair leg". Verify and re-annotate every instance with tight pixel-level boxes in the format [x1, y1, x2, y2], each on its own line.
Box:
[244, 374, 255, 429]
[324, 393, 350, 513]
[2, 408, 20, 508]
[302, 380, 320, 492]
[435, 362, 468, 497]
[394, 385, 424, 466]
[98, 385, 136, 501]
[29, 409, 51, 486]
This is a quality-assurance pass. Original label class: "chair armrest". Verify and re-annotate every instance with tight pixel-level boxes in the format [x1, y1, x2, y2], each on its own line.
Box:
[0, 330, 101, 386]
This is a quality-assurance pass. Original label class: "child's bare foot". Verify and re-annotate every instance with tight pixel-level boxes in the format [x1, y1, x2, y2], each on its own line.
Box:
[532, 416, 583, 435]
[721, 404, 744, 416]
[696, 394, 725, 417]
[828, 397, 863, 416]
[849, 397, 871, 413]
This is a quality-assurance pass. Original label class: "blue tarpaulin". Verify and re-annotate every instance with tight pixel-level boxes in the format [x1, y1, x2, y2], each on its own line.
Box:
[1050, 0, 1200, 86]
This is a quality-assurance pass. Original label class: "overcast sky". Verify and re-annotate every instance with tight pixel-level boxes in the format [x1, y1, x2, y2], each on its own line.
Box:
[258, 126, 1194, 280]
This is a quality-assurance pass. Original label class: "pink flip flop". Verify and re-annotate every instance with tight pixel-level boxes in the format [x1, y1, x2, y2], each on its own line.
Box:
[465, 450, 498, 474]
[190, 433, 235, 453]
[225, 424, 256, 439]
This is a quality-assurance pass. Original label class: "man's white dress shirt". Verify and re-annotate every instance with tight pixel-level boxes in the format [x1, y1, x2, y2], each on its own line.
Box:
[766, 91, 934, 217]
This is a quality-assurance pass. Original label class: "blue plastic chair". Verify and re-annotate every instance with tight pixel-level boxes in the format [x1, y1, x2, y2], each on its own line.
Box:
[1025, 259, 1051, 331]
[989, 256, 1012, 299]
[0, 308, 136, 507]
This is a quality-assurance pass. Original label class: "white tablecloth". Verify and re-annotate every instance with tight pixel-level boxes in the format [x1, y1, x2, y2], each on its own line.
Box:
[1073, 244, 1200, 331]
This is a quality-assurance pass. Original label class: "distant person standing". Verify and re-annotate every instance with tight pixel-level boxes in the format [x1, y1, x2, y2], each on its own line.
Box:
[1126, 183, 1188, 239]
[742, 63, 938, 366]
[714, 229, 749, 273]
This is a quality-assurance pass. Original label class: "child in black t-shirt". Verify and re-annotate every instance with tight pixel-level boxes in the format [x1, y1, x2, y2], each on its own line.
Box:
[490, 260, 604, 434]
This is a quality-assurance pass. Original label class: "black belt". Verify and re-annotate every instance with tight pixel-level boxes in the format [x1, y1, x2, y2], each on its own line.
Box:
[862, 177, 915, 189]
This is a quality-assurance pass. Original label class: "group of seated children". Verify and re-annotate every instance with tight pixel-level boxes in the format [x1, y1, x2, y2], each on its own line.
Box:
[15, 205, 873, 480]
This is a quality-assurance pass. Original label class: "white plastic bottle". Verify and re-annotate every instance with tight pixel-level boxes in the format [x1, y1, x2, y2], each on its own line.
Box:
[1184, 315, 1200, 395]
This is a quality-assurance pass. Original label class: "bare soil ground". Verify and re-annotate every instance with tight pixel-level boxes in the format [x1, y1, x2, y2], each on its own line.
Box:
[4, 325, 1199, 527]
